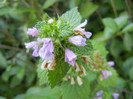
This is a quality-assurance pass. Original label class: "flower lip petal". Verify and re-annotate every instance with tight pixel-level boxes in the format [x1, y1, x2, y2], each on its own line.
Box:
[74, 19, 87, 29]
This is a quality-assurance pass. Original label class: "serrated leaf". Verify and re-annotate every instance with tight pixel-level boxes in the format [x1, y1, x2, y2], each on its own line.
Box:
[48, 57, 70, 88]
[69, 39, 93, 57]
[61, 7, 81, 27]
[116, 77, 126, 89]
[122, 23, 133, 32]
[98, 68, 118, 87]
[62, 78, 90, 99]
[80, 1, 98, 19]
[37, 60, 48, 85]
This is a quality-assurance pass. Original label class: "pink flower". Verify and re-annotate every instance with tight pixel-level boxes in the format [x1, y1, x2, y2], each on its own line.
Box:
[112, 93, 119, 99]
[96, 90, 103, 96]
[65, 48, 77, 66]
[102, 70, 112, 79]
[68, 35, 86, 46]
[27, 27, 39, 37]
[108, 61, 115, 66]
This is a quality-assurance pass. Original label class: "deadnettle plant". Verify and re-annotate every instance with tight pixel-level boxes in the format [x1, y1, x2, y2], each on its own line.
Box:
[24, 8, 118, 99]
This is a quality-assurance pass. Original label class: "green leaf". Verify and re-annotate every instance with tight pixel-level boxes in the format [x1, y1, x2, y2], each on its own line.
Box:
[116, 77, 126, 88]
[113, 0, 125, 10]
[25, 86, 61, 99]
[114, 14, 128, 30]
[79, 1, 98, 19]
[37, 60, 48, 85]
[62, 78, 90, 99]
[91, 40, 108, 57]
[129, 67, 133, 80]
[0, 8, 10, 16]
[69, 39, 93, 57]
[43, 0, 57, 10]
[102, 18, 118, 38]
[102, 18, 118, 32]
[61, 7, 81, 27]
[48, 57, 70, 88]
[122, 23, 133, 32]
[124, 33, 133, 51]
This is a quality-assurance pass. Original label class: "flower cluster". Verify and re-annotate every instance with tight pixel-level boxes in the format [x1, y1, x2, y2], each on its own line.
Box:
[25, 19, 92, 71]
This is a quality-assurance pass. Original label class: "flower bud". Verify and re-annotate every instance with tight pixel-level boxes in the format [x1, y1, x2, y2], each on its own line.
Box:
[71, 77, 75, 85]
[80, 65, 86, 76]
[75, 62, 80, 72]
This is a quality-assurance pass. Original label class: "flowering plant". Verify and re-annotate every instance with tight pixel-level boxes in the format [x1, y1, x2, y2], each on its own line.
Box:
[25, 7, 119, 99]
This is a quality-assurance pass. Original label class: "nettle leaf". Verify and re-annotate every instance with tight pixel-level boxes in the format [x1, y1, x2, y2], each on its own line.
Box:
[58, 20, 73, 37]
[37, 60, 48, 85]
[61, 7, 81, 27]
[102, 18, 118, 38]
[48, 57, 70, 88]
[62, 78, 90, 99]
[98, 67, 118, 87]
[69, 39, 93, 57]
[122, 23, 133, 32]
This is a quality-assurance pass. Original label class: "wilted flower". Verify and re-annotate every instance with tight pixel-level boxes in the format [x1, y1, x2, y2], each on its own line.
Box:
[75, 62, 80, 72]
[80, 65, 87, 76]
[39, 38, 54, 61]
[102, 70, 112, 79]
[73, 19, 92, 38]
[48, 19, 54, 23]
[65, 48, 77, 66]
[41, 56, 56, 70]
[77, 76, 83, 85]
[25, 41, 39, 57]
[96, 90, 103, 96]
[112, 93, 119, 99]
[71, 77, 75, 85]
[68, 35, 86, 46]
[108, 61, 115, 66]
[27, 27, 40, 37]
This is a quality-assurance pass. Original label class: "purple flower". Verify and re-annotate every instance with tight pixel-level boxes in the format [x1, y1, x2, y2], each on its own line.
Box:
[96, 90, 103, 96]
[39, 38, 54, 61]
[68, 35, 86, 46]
[82, 31, 92, 38]
[65, 48, 77, 66]
[94, 97, 102, 99]
[27, 27, 39, 37]
[25, 41, 39, 57]
[102, 70, 112, 79]
[108, 61, 115, 66]
[74, 19, 92, 38]
[112, 93, 119, 99]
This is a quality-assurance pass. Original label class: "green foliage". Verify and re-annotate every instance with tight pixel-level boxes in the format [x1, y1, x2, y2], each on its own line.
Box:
[122, 23, 133, 32]
[48, 57, 70, 88]
[80, 1, 98, 19]
[43, 0, 57, 10]
[61, 7, 81, 27]
[62, 78, 90, 99]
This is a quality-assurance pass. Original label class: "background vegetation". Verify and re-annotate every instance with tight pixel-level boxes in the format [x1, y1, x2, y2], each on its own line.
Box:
[0, 0, 133, 99]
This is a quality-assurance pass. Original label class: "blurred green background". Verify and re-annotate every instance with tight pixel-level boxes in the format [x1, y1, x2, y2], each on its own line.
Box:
[0, 0, 133, 99]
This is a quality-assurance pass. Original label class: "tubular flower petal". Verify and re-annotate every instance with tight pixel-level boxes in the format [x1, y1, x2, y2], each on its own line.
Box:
[102, 70, 112, 79]
[112, 93, 119, 99]
[108, 61, 115, 66]
[25, 41, 39, 57]
[73, 19, 92, 38]
[96, 90, 104, 97]
[39, 38, 54, 61]
[27, 27, 40, 37]
[68, 35, 86, 46]
[65, 48, 77, 66]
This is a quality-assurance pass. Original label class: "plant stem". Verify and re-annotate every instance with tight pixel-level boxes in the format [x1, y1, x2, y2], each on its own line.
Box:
[110, 0, 117, 17]
[125, 0, 133, 21]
